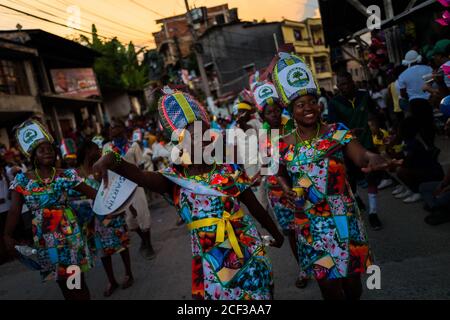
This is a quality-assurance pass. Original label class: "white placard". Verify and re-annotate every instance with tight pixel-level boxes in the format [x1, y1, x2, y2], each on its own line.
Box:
[17, 123, 46, 155]
[162, 174, 226, 196]
[277, 63, 316, 99]
[93, 170, 138, 216]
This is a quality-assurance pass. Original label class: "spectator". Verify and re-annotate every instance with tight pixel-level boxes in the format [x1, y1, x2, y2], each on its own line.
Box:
[419, 167, 450, 225]
[394, 117, 444, 203]
[329, 71, 383, 230]
[398, 50, 438, 155]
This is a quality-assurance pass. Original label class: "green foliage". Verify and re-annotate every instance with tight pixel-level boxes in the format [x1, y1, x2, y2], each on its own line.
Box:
[78, 25, 149, 91]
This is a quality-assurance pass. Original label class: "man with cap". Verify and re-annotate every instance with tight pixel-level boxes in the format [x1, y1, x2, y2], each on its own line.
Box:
[398, 50, 437, 154]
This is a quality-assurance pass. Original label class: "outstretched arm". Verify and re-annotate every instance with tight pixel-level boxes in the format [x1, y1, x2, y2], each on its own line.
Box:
[74, 183, 98, 200]
[92, 152, 173, 195]
[239, 188, 284, 248]
[345, 140, 403, 173]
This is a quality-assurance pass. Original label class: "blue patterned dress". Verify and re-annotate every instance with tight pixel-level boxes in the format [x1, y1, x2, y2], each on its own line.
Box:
[10, 169, 94, 281]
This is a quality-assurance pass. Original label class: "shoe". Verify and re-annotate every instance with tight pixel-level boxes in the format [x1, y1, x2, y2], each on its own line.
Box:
[103, 282, 119, 297]
[395, 190, 413, 199]
[121, 275, 134, 290]
[424, 211, 450, 226]
[403, 193, 421, 203]
[368, 214, 383, 231]
[295, 277, 308, 289]
[143, 247, 156, 260]
[392, 185, 405, 195]
[378, 179, 393, 190]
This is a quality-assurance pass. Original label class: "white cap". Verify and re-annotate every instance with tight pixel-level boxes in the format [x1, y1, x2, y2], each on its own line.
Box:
[402, 50, 422, 67]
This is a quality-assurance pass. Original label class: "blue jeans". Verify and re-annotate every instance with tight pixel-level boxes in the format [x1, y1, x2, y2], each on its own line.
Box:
[419, 181, 450, 210]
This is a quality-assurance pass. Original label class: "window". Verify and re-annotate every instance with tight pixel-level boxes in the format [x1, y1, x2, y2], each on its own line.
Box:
[293, 29, 303, 41]
[0, 59, 30, 95]
[313, 56, 330, 74]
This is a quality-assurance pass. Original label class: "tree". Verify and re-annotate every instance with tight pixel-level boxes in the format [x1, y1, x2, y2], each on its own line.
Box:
[78, 25, 149, 91]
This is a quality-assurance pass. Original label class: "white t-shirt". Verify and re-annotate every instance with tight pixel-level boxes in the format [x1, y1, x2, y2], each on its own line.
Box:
[398, 64, 433, 101]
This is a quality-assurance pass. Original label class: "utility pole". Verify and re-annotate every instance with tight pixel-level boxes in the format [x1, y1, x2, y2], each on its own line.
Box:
[184, 0, 216, 113]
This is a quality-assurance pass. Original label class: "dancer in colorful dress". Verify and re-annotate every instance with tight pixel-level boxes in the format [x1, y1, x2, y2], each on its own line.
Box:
[3, 120, 97, 300]
[273, 53, 400, 300]
[92, 88, 284, 300]
[252, 79, 308, 289]
[77, 141, 133, 297]
[103, 119, 155, 260]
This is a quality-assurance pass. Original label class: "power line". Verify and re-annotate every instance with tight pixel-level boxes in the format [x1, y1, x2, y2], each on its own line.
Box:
[0, 3, 111, 40]
[29, 0, 153, 40]
[54, 0, 151, 36]
[128, 0, 166, 18]
[1, 1, 154, 48]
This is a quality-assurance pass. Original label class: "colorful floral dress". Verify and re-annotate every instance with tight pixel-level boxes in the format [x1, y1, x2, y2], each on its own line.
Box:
[259, 129, 295, 232]
[10, 169, 94, 281]
[281, 123, 372, 280]
[162, 164, 273, 300]
[68, 175, 130, 258]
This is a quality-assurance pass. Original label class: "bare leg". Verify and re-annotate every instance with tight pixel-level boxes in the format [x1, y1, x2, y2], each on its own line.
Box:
[120, 248, 134, 289]
[101, 255, 119, 297]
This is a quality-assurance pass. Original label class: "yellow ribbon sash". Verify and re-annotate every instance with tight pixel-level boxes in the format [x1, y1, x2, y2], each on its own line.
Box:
[187, 209, 245, 259]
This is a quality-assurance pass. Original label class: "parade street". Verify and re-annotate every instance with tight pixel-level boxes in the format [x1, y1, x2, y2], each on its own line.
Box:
[1, 138, 449, 300]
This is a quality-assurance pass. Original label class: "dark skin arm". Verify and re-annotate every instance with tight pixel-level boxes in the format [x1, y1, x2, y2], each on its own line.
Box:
[3, 191, 24, 255]
[73, 183, 98, 200]
[92, 152, 173, 195]
[238, 188, 284, 248]
[345, 140, 403, 173]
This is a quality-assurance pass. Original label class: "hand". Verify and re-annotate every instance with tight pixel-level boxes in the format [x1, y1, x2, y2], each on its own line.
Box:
[92, 153, 116, 187]
[4, 235, 17, 257]
[361, 153, 403, 173]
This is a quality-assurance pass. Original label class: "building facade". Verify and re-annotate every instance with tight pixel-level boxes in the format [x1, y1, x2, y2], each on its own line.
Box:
[281, 18, 333, 91]
[0, 30, 104, 142]
[152, 4, 238, 67]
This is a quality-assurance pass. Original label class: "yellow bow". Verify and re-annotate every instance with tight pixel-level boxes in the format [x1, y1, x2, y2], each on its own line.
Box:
[187, 209, 245, 259]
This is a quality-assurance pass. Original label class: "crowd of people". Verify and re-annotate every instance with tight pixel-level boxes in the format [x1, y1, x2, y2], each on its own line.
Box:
[0, 37, 448, 301]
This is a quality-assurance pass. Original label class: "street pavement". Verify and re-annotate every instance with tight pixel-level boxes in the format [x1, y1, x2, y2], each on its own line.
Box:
[1, 137, 449, 300]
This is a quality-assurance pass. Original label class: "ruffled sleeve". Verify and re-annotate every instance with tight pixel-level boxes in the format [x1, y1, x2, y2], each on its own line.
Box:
[332, 123, 355, 146]
[9, 172, 28, 194]
[62, 169, 83, 189]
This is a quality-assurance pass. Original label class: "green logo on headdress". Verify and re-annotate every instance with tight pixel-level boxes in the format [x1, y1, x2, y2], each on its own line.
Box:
[258, 86, 274, 99]
[287, 67, 310, 88]
[23, 128, 38, 144]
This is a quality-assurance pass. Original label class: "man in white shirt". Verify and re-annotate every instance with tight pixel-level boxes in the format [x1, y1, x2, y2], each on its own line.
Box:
[398, 50, 436, 152]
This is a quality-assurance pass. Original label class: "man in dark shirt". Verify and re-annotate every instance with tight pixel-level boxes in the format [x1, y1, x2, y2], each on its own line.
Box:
[329, 72, 383, 230]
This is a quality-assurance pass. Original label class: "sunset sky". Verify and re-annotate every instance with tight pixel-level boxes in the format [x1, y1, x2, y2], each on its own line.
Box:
[0, 0, 319, 48]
